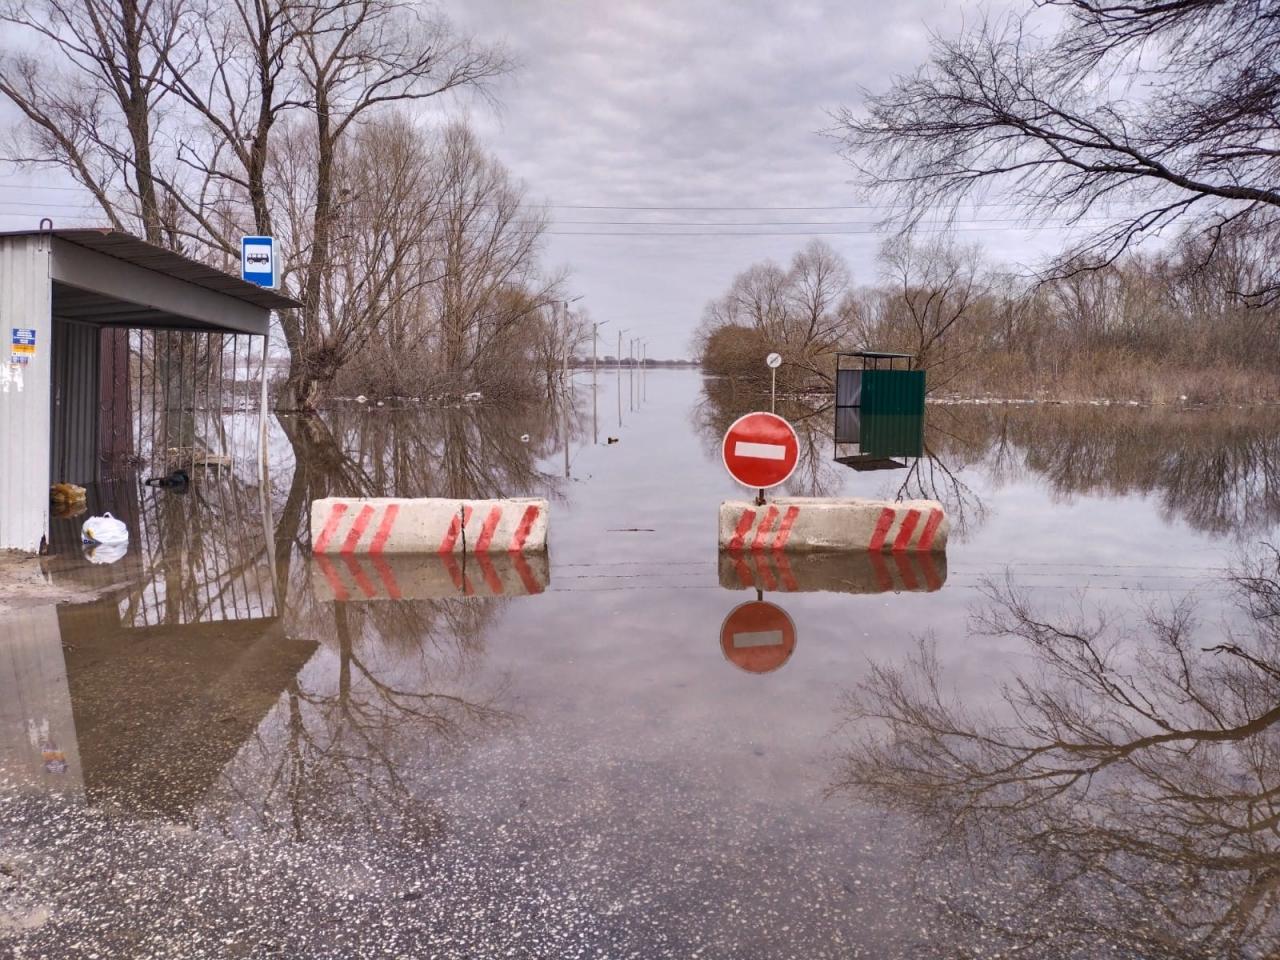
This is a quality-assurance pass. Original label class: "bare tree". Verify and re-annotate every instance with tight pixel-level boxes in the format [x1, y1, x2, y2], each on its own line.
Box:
[144, 0, 306, 250]
[277, 1, 508, 410]
[875, 234, 988, 377]
[835, 1, 1280, 302]
[0, 0, 188, 243]
[273, 114, 446, 406]
[696, 242, 856, 389]
[431, 122, 559, 391]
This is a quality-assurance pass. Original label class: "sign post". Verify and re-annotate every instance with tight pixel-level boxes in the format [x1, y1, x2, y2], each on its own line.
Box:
[766, 352, 781, 413]
[240, 236, 278, 289]
[721, 411, 799, 506]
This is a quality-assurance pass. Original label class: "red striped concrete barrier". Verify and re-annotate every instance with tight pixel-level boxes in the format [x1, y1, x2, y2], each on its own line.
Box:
[310, 497, 548, 555]
[312, 551, 549, 602]
[718, 498, 948, 554]
[718, 549, 946, 594]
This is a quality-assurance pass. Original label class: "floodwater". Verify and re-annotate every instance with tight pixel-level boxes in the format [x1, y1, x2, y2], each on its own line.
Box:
[5, 369, 1280, 958]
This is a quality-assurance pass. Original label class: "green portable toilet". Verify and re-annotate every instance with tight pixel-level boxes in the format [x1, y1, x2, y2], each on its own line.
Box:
[834, 351, 925, 469]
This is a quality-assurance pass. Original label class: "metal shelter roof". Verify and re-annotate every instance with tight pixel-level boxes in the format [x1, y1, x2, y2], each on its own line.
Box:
[835, 350, 915, 360]
[0, 228, 299, 336]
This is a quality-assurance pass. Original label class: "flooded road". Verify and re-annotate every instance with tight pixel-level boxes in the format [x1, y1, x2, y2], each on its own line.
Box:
[5, 369, 1280, 958]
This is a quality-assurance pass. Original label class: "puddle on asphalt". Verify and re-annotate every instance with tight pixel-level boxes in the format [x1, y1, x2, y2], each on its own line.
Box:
[4, 370, 1280, 957]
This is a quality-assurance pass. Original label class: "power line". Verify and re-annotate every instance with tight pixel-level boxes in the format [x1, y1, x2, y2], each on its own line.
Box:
[0, 201, 1118, 229]
[0, 194, 1135, 224]
[0, 181, 1148, 213]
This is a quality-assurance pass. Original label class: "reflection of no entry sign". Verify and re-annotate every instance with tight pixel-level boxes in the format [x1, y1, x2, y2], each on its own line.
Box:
[720, 600, 797, 674]
[721, 411, 799, 489]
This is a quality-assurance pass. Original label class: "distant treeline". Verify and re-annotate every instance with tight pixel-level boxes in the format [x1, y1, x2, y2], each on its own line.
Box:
[695, 227, 1280, 403]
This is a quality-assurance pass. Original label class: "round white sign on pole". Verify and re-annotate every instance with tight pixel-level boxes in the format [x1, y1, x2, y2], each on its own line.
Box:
[766, 352, 782, 369]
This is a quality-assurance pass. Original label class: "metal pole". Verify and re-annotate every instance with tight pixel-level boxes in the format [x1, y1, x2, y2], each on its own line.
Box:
[257, 328, 270, 492]
[559, 302, 568, 385]
[771, 367, 776, 414]
[592, 322, 598, 374]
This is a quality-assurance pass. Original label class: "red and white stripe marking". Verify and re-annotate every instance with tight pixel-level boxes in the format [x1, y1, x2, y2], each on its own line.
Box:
[719, 498, 948, 554]
[720, 549, 945, 594]
[313, 551, 548, 602]
[310, 497, 548, 555]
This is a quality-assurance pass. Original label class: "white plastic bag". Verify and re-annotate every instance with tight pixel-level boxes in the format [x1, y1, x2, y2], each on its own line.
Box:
[82, 512, 129, 546]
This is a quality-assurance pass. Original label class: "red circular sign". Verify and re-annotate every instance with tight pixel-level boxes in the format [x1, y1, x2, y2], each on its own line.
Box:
[721, 412, 800, 489]
[719, 600, 797, 674]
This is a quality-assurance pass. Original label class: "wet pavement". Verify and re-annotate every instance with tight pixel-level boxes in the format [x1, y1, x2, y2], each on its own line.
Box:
[4, 370, 1280, 958]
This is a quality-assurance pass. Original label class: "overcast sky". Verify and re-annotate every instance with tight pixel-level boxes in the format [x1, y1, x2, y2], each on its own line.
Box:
[447, 0, 1072, 357]
[0, 0, 1082, 357]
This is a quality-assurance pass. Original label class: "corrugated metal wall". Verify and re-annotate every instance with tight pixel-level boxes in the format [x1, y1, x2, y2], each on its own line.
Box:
[861, 370, 926, 415]
[0, 235, 53, 552]
[835, 368, 862, 407]
[861, 414, 925, 458]
[51, 319, 100, 485]
[98, 328, 132, 476]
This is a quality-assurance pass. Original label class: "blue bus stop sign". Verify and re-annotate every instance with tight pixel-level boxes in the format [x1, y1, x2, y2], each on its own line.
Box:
[241, 236, 277, 288]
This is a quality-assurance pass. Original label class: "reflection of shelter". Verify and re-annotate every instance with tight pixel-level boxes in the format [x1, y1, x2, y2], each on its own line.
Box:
[0, 229, 299, 552]
[834, 351, 925, 471]
[0, 606, 84, 797]
[41, 468, 278, 627]
[55, 598, 316, 818]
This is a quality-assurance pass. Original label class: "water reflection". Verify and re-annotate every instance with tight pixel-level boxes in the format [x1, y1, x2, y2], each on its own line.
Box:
[197, 595, 510, 842]
[698, 378, 1280, 542]
[832, 547, 1280, 957]
[311, 552, 549, 601]
[719, 550, 946, 594]
[2, 401, 554, 828]
[13, 372, 1280, 956]
[719, 599, 797, 674]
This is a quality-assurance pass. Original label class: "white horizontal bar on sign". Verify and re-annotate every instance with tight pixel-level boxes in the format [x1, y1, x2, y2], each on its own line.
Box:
[734, 441, 786, 461]
[732, 630, 785, 648]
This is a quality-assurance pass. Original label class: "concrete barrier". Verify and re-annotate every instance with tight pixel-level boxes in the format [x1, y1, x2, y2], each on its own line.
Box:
[719, 497, 948, 554]
[719, 549, 946, 594]
[310, 497, 548, 555]
[312, 551, 549, 601]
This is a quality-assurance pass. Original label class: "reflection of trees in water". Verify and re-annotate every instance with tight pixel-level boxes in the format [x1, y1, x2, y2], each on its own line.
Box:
[209, 400, 581, 842]
[200, 594, 511, 843]
[694, 378, 985, 532]
[699, 379, 1280, 542]
[269, 398, 581, 618]
[834, 549, 1280, 957]
[938, 404, 1280, 539]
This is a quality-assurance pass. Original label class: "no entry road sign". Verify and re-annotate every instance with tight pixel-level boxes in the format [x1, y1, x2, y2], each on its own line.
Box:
[721, 411, 799, 489]
[719, 599, 797, 674]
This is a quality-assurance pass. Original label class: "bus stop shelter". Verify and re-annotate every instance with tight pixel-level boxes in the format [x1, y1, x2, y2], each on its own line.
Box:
[0, 229, 299, 553]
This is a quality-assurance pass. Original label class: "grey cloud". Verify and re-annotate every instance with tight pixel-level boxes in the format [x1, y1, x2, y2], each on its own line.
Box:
[449, 0, 1061, 355]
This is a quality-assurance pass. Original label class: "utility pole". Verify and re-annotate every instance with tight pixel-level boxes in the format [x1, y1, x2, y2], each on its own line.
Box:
[616, 327, 628, 428]
[559, 301, 568, 384]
